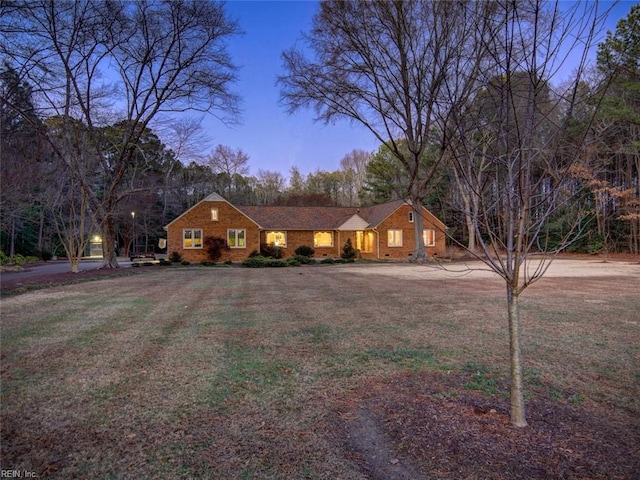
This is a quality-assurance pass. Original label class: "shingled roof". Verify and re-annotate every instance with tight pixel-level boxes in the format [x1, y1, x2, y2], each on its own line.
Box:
[237, 199, 409, 230]
[237, 205, 359, 230]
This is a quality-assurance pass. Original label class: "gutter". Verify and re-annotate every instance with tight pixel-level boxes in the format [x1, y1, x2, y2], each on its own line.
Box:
[373, 228, 380, 259]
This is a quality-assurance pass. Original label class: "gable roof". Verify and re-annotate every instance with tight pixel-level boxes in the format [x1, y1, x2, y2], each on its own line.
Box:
[359, 199, 407, 227]
[238, 199, 418, 230]
[165, 193, 446, 231]
[237, 205, 360, 230]
[163, 192, 257, 230]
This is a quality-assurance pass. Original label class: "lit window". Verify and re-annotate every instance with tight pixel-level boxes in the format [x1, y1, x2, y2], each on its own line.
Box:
[211, 208, 219, 221]
[183, 229, 202, 249]
[266, 231, 287, 247]
[356, 231, 374, 253]
[423, 229, 436, 247]
[314, 231, 333, 247]
[388, 229, 402, 247]
[408, 211, 414, 223]
[228, 229, 246, 248]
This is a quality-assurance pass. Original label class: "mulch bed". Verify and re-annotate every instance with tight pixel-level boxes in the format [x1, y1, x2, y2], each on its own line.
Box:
[337, 371, 640, 480]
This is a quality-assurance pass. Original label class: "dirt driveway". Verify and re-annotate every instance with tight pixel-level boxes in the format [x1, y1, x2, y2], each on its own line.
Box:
[335, 257, 640, 281]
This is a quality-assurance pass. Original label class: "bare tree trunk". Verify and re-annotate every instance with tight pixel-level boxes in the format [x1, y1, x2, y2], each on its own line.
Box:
[9, 215, 15, 257]
[410, 196, 428, 262]
[38, 208, 44, 252]
[100, 214, 119, 269]
[506, 285, 527, 427]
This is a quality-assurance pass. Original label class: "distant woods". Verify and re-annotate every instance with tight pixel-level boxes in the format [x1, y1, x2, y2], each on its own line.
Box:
[1, 2, 638, 261]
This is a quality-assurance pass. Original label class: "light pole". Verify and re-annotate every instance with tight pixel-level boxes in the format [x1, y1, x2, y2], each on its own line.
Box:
[131, 211, 135, 257]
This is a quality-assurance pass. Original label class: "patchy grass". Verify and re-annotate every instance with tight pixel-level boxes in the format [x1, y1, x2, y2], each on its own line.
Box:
[1, 263, 639, 478]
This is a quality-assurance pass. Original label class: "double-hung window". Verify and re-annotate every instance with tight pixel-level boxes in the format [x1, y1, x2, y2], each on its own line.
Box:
[183, 229, 202, 249]
[423, 229, 436, 247]
[388, 229, 403, 247]
[227, 229, 246, 248]
[313, 231, 333, 247]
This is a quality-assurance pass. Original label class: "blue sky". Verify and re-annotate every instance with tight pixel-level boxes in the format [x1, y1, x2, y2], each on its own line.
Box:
[201, 0, 634, 180]
[203, 0, 379, 178]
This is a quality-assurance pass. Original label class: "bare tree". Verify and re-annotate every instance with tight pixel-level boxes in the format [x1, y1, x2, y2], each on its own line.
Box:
[51, 173, 93, 273]
[156, 117, 211, 223]
[279, 0, 492, 261]
[254, 169, 285, 205]
[207, 144, 250, 199]
[339, 149, 371, 206]
[1, 0, 240, 268]
[447, 1, 612, 426]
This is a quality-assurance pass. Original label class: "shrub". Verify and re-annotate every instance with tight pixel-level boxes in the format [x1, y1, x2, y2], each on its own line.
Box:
[286, 256, 301, 266]
[291, 254, 315, 265]
[25, 256, 39, 263]
[248, 249, 261, 258]
[181, 260, 191, 266]
[242, 256, 268, 268]
[260, 243, 283, 259]
[334, 257, 354, 264]
[295, 245, 314, 257]
[320, 257, 335, 264]
[265, 258, 287, 267]
[200, 260, 217, 266]
[159, 258, 172, 266]
[0, 251, 9, 265]
[169, 251, 183, 263]
[10, 254, 26, 266]
[242, 256, 288, 268]
[204, 236, 229, 262]
[341, 238, 357, 259]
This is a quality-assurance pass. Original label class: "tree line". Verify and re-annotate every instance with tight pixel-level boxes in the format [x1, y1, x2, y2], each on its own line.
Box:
[2, 2, 637, 269]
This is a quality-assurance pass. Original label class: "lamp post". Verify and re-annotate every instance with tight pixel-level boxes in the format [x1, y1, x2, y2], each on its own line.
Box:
[131, 211, 135, 257]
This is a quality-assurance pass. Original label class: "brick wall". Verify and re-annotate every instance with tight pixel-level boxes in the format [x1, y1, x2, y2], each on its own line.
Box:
[166, 201, 260, 263]
[167, 200, 446, 262]
[260, 230, 341, 258]
[376, 204, 446, 259]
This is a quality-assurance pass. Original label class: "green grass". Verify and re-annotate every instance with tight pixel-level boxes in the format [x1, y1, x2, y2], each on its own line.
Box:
[208, 339, 298, 408]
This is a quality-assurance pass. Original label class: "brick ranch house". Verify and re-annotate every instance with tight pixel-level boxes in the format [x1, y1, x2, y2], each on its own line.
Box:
[164, 192, 447, 262]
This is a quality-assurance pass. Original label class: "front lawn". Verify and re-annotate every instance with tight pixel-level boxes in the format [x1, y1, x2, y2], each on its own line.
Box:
[2, 263, 639, 478]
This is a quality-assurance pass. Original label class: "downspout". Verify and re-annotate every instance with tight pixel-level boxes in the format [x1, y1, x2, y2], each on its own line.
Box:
[373, 228, 380, 259]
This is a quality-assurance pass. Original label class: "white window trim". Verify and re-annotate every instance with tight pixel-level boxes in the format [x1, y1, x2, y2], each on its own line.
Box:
[211, 207, 219, 221]
[227, 228, 246, 249]
[423, 228, 436, 247]
[183, 228, 203, 249]
[388, 229, 403, 247]
[313, 231, 334, 248]
[408, 211, 414, 223]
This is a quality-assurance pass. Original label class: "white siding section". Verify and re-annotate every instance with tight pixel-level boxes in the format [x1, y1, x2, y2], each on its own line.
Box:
[337, 214, 369, 231]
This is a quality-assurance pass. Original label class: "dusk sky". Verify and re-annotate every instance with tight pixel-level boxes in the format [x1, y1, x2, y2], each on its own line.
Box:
[200, 0, 633, 180]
